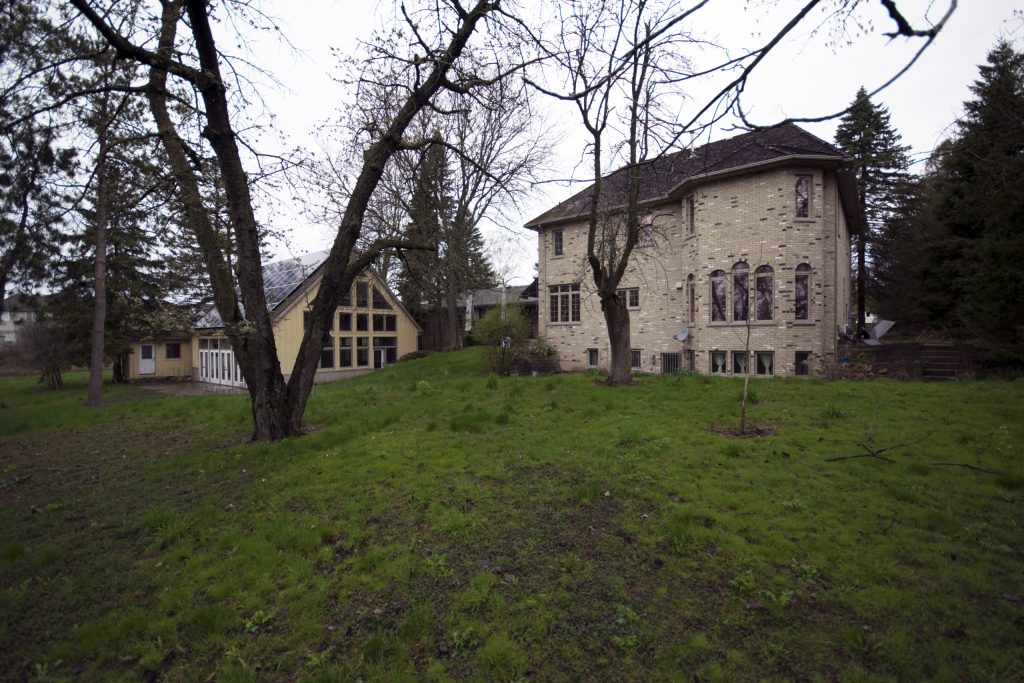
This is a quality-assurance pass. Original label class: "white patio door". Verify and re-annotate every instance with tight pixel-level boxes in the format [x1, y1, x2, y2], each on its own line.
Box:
[139, 344, 156, 375]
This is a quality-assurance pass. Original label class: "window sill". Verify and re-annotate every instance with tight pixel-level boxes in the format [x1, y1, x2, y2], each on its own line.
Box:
[791, 320, 817, 326]
[793, 218, 816, 224]
[707, 321, 778, 327]
[551, 254, 565, 259]
[547, 321, 581, 326]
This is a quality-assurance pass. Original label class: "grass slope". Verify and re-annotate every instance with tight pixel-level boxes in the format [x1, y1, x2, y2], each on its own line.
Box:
[1, 350, 1022, 682]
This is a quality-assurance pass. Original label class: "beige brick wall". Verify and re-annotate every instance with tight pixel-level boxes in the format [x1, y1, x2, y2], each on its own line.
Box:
[537, 166, 852, 377]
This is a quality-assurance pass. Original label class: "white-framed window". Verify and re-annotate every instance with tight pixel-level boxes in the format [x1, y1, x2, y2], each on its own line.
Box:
[320, 334, 335, 369]
[549, 284, 581, 323]
[756, 351, 774, 376]
[616, 287, 640, 309]
[795, 174, 812, 219]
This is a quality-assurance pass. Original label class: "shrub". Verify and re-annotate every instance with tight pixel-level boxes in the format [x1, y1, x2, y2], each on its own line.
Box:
[473, 304, 531, 375]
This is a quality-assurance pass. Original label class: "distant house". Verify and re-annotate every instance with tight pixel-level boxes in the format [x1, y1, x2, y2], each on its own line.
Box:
[0, 294, 43, 347]
[526, 123, 862, 377]
[417, 280, 539, 351]
[125, 251, 421, 386]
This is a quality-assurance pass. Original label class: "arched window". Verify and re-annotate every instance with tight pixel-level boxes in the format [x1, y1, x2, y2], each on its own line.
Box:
[710, 270, 726, 322]
[795, 263, 811, 320]
[732, 262, 749, 321]
[687, 274, 695, 322]
[755, 265, 774, 321]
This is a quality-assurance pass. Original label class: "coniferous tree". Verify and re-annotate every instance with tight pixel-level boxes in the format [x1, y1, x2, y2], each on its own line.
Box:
[834, 86, 911, 333]
[935, 40, 1024, 344]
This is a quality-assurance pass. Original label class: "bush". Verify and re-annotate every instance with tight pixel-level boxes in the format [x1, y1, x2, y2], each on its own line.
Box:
[473, 304, 531, 375]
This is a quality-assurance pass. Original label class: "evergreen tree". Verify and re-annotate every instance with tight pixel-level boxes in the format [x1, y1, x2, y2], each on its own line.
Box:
[935, 40, 1024, 344]
[834, 86, 911, 332]
[396, 141, 495, 347]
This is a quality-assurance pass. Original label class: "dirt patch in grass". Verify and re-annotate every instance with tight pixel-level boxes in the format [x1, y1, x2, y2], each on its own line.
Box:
[709, 424, 778, 438]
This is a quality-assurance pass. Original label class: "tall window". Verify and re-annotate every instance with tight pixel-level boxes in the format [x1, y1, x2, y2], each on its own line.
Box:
[795, 174, 812, 218]
[638, 215, 655, 247]
[341, 286, 352, 307]
[795, 263, 811, 320]
[340, 338, 353, 367]
[755, 265, 774, 321]
[710, 270, 727, 322]
[549, 284, 580, 323]
[732, 262, 749, 322]
[686, 195, 696, 235]
[553, 229, 564, 256]
[356, 337, 369, 366]
[687, 274, 695, 322]
[356, 281, 369, 308]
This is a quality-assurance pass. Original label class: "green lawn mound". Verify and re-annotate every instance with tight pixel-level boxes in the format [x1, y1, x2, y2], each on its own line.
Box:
[1, 349, 1022, 681]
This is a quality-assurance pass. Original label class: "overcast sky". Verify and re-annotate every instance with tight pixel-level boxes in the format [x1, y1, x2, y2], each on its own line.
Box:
[241, 1, 1022, 284]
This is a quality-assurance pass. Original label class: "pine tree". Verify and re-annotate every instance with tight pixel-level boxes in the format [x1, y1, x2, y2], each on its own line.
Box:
[834, 87, 911, 333]
[935, 40, 1024, 344]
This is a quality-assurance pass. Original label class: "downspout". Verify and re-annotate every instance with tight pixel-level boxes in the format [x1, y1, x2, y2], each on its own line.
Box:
[834, 172, 840, 358]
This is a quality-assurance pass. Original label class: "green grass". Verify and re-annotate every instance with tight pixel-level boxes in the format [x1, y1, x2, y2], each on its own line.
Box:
[1, 352, 1022, 681]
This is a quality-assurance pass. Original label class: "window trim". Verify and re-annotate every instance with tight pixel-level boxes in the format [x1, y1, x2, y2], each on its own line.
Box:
[616, 287, 640, 310]
[548, 283, 581, 324]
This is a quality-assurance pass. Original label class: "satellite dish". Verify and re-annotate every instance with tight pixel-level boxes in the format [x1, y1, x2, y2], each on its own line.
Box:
[674, 326, 689, 342]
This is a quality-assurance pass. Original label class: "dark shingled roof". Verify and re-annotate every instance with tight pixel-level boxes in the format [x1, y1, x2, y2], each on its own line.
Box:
[525, 123, 846, 228]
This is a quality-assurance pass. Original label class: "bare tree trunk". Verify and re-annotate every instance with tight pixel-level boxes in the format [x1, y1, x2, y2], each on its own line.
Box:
[739, 318, 752, 434]
[445, 251, 460, 349]
[603, 297, 631, 385]
[87, 137, 109, 407]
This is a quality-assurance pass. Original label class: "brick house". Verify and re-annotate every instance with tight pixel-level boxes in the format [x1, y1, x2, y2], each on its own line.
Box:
[525, 124, 863, 377]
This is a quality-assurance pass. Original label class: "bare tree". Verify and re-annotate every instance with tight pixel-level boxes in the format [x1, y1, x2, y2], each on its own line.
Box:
[69, 0, 521, 439]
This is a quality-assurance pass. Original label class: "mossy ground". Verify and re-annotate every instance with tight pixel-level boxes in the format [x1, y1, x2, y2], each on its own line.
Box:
[1, 349, 1022, 681]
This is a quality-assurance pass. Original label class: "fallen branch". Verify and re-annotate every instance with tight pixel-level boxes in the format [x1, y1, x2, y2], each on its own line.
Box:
[929, 462, 1000, 475]
[826, 452, 894, 463]
[824, 432, 933, 464]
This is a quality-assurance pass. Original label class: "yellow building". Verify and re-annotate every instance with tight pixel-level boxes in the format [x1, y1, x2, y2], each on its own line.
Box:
[127, 251, 420, 386]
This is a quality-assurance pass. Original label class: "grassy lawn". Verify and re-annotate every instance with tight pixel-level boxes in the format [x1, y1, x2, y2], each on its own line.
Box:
[1, 350, 1022, 682]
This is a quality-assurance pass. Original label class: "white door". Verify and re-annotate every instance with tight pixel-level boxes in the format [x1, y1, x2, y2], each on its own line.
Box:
[139, 344, 156, 375]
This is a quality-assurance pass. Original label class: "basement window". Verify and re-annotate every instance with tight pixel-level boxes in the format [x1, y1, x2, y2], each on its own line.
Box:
[795, 351, 811, 376]
[756, 351, 774, 376]
[587, 348, 599, 367]
[711, 350, 727, 374]
[732, 351, 749, 375]
[631, 349, 641, 369]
